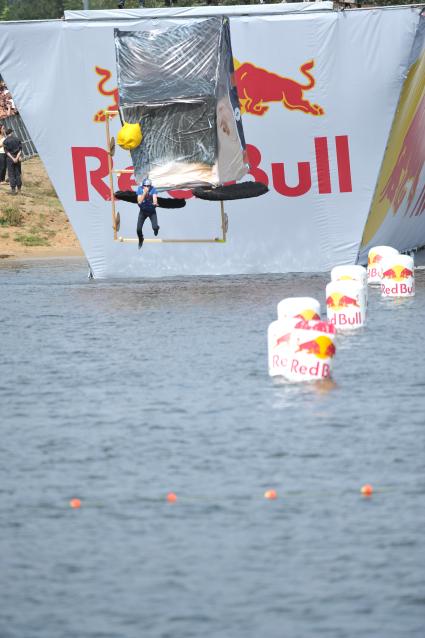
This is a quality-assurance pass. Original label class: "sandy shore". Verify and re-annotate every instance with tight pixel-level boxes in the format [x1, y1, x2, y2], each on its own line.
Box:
[0, 157, 84, 261]
[0, 246, 84, 260]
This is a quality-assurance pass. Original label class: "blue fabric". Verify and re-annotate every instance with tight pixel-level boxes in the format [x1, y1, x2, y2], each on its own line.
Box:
[136, 185, 158, 211]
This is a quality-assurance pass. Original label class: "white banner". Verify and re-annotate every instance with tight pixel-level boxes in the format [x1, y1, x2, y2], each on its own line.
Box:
[358, 10, 425, 263]
[0, 5, 421, 278]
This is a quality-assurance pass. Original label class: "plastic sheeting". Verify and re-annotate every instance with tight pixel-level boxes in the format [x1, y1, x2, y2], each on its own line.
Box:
[115, 17, 247, 189]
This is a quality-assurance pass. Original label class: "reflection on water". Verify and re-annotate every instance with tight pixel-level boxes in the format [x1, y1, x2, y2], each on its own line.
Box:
[0, 258, 424, 638]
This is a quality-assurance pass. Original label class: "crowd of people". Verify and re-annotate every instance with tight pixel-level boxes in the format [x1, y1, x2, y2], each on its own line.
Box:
[0, 81, 18, 119]
[0, 79, 23, 193]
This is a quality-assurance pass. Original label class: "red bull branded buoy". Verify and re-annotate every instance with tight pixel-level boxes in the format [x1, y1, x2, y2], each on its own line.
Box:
[268, 319, 293, 378]
[367, 246, 399, 285]
[277, 297, 321, 322]
[331, 265, 367, 287]
[380, 254, 415, 298]
[326, 280, 367, 330]
[268, 319, 336, 381]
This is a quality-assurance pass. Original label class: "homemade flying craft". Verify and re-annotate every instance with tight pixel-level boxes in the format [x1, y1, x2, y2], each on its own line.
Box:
[108, 15, 267, 245]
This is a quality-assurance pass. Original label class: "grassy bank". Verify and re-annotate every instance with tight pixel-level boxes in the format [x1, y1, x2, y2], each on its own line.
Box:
[0, 156, 83, 259]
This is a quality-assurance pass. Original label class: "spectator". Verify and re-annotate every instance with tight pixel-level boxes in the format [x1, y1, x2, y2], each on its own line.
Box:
[0, 123, 6, 183]
[3, 128, 22, 195]
[5, 90, 16, 117]
[0, 81, 18, 119]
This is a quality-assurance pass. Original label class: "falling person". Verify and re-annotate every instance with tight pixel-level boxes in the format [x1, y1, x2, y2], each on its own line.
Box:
[136, 178, 159, 249]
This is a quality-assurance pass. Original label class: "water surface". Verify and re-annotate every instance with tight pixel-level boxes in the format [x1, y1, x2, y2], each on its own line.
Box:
[1, 258, 424, 638]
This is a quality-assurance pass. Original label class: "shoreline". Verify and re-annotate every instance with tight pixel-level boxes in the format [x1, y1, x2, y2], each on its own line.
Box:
[0, 157, 83, 261]
[0, 247, 84, 260]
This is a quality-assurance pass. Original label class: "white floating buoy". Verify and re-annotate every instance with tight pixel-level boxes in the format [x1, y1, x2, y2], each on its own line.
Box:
[380, 254, 415, 298]
[367, 246, 399, 285]
[268, 319, 336, 381]
[277, 297, 321, 322]
[331, 264, 367, 287]
[326, 280, 367, 330]
[268, 319, 293, 377]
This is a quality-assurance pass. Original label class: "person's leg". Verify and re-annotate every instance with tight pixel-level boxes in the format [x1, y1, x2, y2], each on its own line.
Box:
[7, 157, 16, 192]
[150, 211, 160, 236]
[137, 209, 148, 248]
[0, 154, 6, 182]
[15, 162, 22, 191]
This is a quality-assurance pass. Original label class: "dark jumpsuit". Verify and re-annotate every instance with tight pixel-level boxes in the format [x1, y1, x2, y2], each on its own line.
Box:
[137, 186, 159, 242]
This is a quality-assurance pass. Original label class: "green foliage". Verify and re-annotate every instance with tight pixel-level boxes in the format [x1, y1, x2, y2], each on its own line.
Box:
[14, 233, 49, 246]
[0, 206, 23, 227]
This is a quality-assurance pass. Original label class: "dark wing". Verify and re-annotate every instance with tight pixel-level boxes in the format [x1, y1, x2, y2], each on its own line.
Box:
[192, 182, 269, 201]
[114, 190, 186, 208]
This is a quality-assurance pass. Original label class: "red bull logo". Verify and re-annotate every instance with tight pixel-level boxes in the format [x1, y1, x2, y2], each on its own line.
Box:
[296, 335, 336, 359]
[72, 137, 352, 202]
[381, 260, 415, 296]
[293, 319, 336, 334]
[275, 332, 291, 348]
[293, 309, 321, 321]
[79, 65, 351, 201]
[381, 265, 413, 281]
[326, 290, 364, 328]
[368, 251, 383, 266]
[326, 293, 359, 310]
[93, 66, 119, 122]
[379, 92, 425, 218]
[234, 59, 324, 117]
[360, 49, 425, 247]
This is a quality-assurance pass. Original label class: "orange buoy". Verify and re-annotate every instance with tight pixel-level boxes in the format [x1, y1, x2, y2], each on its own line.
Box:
[361, 484, 373, 496]
[264, 489, 278, 500]
[69, 498, 81, 508]
[167, 492, 177, 503]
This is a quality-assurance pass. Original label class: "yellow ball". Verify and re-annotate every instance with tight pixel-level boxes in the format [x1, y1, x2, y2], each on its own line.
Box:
[117, 122, 142, 150]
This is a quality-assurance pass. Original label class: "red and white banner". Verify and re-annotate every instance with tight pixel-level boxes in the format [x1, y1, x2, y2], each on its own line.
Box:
[0, 4, 422, 278]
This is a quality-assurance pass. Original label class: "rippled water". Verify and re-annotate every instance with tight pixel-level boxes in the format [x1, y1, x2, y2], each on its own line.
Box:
[1, 258, 424, 638]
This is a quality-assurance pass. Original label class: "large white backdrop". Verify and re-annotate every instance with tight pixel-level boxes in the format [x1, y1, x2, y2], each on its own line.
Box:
[0, 4, 422, 278]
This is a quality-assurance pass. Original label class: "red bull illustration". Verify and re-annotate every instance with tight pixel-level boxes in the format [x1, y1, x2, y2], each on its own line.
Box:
[381, 265, 413, 281]
[74, 64, 351, 203]
[296, 335, 336, 359]
[293, 309, 321, 321]
[326, 283, 365, 329]
[379, 92, 425, 219]
[93, 66, 119, 122]
[381, 255, 415, 296]
[361, 42, 425, 248]
[233, 59, 324, 117]
[292, 319, 336, 334]
[275, 332, 291, 347]
[326, 293, 360, 310]
[368, 251, 383, 266]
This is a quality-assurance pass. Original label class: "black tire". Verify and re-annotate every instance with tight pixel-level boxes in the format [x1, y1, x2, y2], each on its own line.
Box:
[192, 182, 269, 201]
[114, 190, 186, 209]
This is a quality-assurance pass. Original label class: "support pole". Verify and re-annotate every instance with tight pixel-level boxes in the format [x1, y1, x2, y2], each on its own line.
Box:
[220, 200, 228, 242]
[105, 113, 118, 240]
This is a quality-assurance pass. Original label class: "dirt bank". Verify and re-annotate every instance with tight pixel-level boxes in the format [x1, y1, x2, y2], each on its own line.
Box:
[0, 156, 83, 260]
